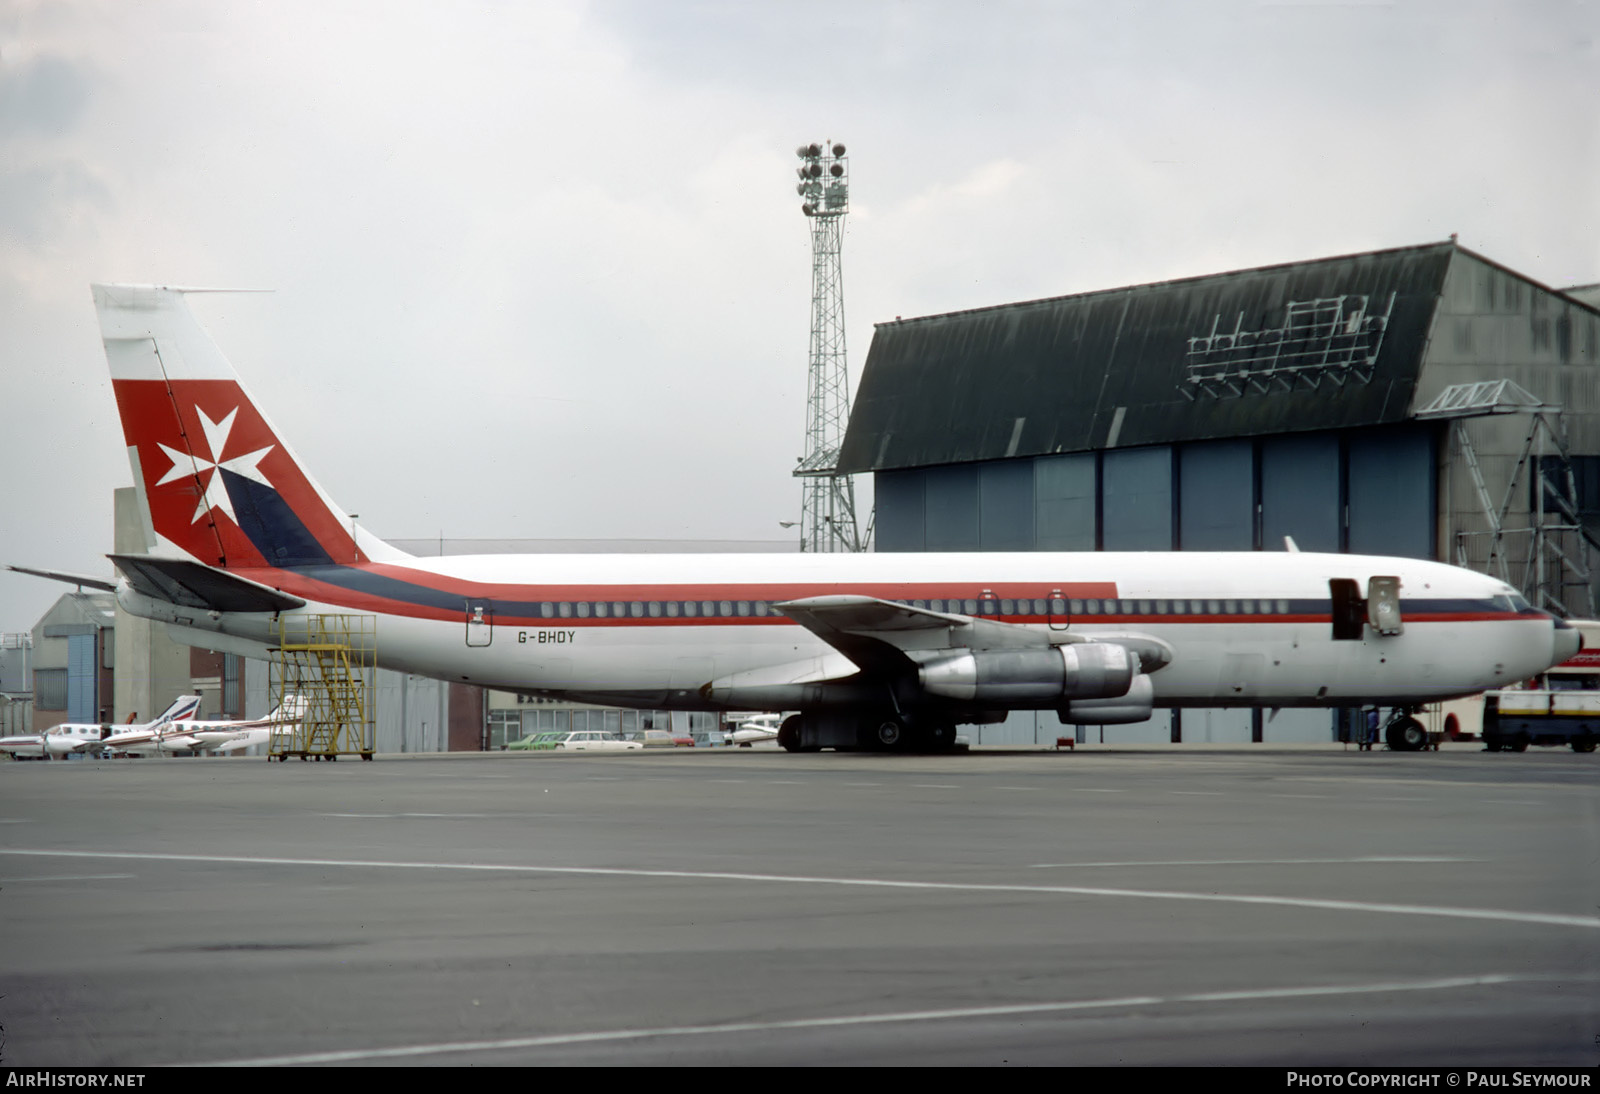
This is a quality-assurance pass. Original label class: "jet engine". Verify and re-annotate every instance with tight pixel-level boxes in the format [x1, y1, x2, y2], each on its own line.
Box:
[918, 643, 1135, 705]
[1058, 674, 1155, 724]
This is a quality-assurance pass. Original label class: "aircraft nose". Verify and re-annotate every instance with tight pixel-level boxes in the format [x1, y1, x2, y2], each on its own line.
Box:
[1551, 616, 1582, 665]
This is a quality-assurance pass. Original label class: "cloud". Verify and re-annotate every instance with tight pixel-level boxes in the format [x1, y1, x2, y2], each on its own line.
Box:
[0, 162, 110, 247]
[0, 53, 91, 138]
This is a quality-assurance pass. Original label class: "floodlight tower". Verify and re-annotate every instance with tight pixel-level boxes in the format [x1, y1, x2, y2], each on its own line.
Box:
[793, 140, 865, 553]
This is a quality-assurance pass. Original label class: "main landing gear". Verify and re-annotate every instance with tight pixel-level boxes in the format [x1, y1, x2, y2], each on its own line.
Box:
[778, 713, 958, 753]
[1383, 709, 1428, 752]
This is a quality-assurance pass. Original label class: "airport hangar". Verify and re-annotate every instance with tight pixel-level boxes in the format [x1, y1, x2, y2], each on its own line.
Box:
[834, 239, 1600, 744]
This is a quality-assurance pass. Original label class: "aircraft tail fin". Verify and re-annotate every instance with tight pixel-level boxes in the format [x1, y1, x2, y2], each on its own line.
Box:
[92, 285, 410, 571]
[149, 694, 203, 730]
[263, 695, 307, 725]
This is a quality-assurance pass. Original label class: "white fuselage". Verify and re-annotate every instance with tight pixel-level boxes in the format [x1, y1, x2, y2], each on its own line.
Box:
[114, 549, 1571, 714]
[0, 724, 109, 758]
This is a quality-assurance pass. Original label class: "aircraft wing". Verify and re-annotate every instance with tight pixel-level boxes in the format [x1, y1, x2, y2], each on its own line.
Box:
[96, 729, 163, 750]
[773, 595, 1053, 675]
[773, 595, 1174, 677]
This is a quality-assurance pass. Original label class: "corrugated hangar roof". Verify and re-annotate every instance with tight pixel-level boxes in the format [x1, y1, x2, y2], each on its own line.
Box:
[839, 240, 1462, 473]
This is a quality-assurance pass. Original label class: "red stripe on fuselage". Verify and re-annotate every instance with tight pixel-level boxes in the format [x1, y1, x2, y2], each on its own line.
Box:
[319, 564, 1122, 605]
[232, 566, 1119, 625]
[221, 565, 1533, 630]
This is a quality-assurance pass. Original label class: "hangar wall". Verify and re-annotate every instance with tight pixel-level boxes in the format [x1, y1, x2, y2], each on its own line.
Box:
[843, 240, 1600, 744]
[1420, 252, 1600, 587]
[876, 426, 1436, 559]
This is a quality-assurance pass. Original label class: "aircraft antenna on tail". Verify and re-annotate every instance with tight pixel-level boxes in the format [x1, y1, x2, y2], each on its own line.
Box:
[792, 140, 867, 553]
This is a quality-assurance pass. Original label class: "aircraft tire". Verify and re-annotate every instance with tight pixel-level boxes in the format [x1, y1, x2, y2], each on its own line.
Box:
[875, 721, 904, 749]
[1570, 735, 1596, 753]
[1387, 717, 1427, 752]
[778, 715, 803, 753]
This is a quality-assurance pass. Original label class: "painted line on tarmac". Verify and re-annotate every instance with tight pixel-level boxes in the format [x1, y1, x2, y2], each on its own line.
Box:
[322, 812, 500, 818]
[4, 848, 1595, 930]
[1029, 856, 1476, 869]
[183, 972, 1590, 1067]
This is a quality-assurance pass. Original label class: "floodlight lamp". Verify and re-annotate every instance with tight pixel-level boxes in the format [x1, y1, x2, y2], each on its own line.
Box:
[830, 163, 843, 177]
[832, 143, 845, 156]
[796, 146, 810, 158]
[807, 143, 822, 157]
[809, 163, 822, 177]
[801, 203, 815, 216]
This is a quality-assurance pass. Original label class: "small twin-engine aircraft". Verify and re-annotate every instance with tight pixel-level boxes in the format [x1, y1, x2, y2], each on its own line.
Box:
[147, 695, 308, 755]
[11, 284, 1580, 754]
[0, 694, 202, 759]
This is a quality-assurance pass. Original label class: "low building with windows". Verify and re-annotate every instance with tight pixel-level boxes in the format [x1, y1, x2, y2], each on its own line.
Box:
[487, 692, 728, 750]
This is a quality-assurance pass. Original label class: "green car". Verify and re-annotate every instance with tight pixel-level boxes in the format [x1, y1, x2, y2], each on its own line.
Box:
[507, 731, 565, 751]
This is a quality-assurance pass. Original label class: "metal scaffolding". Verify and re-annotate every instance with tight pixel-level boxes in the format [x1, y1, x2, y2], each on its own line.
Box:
[270, 614, 376, 761]
[793, 139, 866, 553]
[1417, 380, 1595, 617]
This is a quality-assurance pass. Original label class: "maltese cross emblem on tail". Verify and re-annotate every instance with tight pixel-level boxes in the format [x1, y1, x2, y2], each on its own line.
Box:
[154, 405, 276, 525]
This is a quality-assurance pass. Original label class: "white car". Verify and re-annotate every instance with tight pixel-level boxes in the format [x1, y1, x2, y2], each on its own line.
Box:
[549, 731, 642, 752]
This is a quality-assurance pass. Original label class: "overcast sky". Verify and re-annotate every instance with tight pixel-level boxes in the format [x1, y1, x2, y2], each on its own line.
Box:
[1, 0, 1597, 631]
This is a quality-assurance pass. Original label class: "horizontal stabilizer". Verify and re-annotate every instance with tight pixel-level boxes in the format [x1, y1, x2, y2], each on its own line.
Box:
[109, 554, 305, 613]
[5, 564, 118, 593]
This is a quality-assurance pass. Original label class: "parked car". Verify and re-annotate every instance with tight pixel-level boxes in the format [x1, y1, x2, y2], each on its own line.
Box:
[638, 730, 678, 748]
[506, 731, 564, 751]
[548, 731, 642, 752]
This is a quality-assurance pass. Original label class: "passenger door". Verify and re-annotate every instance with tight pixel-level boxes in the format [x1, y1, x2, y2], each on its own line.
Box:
[465, 600, 493, 647]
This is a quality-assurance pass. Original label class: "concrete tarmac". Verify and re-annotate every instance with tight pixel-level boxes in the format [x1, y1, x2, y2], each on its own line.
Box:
[1, 744, 1596, 1067]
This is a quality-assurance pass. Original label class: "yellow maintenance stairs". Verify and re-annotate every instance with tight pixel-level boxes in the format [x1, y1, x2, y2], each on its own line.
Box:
[270, 614, 376, 761]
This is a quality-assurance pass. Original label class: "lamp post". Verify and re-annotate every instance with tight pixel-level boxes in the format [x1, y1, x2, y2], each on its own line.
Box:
[792, 140, 864, 553]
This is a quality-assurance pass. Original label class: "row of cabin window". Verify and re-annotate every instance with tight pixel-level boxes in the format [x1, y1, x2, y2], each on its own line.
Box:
[903, 598, 1296, 616]
[537, 600, 777, 619]
[530, 597, 1297, 620]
